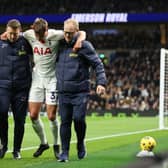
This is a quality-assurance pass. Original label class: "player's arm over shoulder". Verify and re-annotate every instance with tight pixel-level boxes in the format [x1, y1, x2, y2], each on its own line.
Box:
[47, 29, 64, 40]
[77, 30, 86, 41]
[72, 31, 86, 52]
[23, 29, 35, 41]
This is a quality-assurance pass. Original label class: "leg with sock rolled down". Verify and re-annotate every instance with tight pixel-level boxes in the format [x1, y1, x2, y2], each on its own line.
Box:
[50, 119, 60, 159]
[47, 104, 60, 159]
[32, 119, 49, 157]
[32, 118, 48, 144]
[29, 102, 49, 157]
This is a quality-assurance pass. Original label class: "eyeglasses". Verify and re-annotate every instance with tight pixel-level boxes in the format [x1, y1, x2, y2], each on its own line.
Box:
[64, 31, 75, 36]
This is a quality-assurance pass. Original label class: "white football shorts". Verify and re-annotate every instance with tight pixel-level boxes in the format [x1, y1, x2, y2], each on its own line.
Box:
[29, 72, 58, 105]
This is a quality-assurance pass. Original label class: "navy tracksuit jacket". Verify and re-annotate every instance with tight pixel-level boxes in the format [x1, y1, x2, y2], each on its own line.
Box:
[56, 38, 106, 153]
[0, 37, 32, 152]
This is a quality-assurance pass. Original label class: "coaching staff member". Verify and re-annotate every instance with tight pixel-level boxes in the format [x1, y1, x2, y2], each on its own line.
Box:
[56, 18, 106, 162]
[0, 19, 32, 159]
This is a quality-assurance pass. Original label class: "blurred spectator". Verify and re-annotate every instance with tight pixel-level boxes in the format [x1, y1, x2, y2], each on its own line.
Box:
[87, 49, 160, 112]
[0, 0, 167, 14]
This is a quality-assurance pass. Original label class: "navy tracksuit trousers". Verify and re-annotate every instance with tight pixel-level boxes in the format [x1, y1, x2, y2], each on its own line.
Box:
[0, 87, 29, 152]
[58, 93, 88, 153]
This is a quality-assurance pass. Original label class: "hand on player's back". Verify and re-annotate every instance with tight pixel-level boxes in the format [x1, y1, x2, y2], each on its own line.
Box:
[96, 85, 106, 96]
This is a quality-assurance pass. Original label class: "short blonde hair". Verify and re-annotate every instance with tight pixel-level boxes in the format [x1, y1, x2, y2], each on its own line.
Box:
[64, 18, 79, 31]
[7, 19, 21, 29]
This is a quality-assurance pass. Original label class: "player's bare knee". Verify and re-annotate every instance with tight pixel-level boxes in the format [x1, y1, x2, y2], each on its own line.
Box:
[48, 114, 56, 121]
[47, 107, 57, 121]
[29, 113, 39, 120]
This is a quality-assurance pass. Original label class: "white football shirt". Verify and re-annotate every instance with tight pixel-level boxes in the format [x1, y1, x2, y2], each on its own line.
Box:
[24, 29, 64, 77]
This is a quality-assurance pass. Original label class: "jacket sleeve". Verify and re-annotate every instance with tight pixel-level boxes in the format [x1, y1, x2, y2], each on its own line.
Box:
[79, 41, 107, 86]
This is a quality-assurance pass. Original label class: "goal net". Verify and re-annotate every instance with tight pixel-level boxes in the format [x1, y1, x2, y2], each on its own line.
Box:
[159, 48, 168, 129]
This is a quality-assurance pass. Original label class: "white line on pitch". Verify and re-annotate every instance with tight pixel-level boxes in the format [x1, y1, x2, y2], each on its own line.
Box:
[6, 128, 162, 153]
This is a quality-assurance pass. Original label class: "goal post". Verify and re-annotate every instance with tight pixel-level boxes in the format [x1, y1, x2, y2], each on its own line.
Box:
[159, 48, 168, 129]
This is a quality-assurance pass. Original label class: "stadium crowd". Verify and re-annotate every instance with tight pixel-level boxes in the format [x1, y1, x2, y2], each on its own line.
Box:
[0, 0, 167, 14]
[87, 27, 160, 112]
[88, 49, 159, 112]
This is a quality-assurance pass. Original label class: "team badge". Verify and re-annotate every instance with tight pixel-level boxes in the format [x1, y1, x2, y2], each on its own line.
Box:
[18, 45, 26, 56]
[69, 53, 78, 57]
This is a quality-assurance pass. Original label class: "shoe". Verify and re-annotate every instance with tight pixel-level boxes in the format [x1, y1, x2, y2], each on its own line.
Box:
[0, 148, 7, 159]
[78, 150, 87, 159]
[12, 151, 21, 160]
[58, 152, 69, 162]
[33, 144, 49, 157]
[53, 144, 60, 159]
[77, 143, 87, 159]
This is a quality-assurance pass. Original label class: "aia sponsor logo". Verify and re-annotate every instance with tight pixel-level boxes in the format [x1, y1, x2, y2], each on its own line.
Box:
[33, 47, 52, 55]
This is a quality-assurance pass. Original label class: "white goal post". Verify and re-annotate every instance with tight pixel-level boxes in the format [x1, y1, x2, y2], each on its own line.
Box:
[159, 48, 168, 129]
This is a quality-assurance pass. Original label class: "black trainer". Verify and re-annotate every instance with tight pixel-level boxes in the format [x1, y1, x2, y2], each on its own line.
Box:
[53, 144, 60, 159]
[0, 148, 7, 159]
[58, 152, 69, 162]
[78, 150, 87, 159]
[77, 143, 87, 159]
[33, 144, 49, 157]
[12, 151, 21, 160]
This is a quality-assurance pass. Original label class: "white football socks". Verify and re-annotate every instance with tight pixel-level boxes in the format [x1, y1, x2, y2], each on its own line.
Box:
[50, 120, 60, 145]
[32, 118, 48, 145]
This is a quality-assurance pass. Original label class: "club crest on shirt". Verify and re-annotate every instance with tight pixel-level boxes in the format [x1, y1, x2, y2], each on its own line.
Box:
[69, 53, 78, 57]
[18, 45, 26, 56]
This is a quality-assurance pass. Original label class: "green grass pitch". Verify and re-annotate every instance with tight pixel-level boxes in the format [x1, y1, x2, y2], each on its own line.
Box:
[0, 116, 168, 168]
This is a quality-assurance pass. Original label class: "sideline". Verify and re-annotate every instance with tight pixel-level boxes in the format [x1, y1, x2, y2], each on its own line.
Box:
[7, 128, 162, 153]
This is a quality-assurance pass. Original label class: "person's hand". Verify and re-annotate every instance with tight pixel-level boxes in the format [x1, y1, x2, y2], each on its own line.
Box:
[0, 32, 7, 40]
[72, 30, 86, 52]
[73, 40, 82, 52]
[96, 85, 106, 96]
